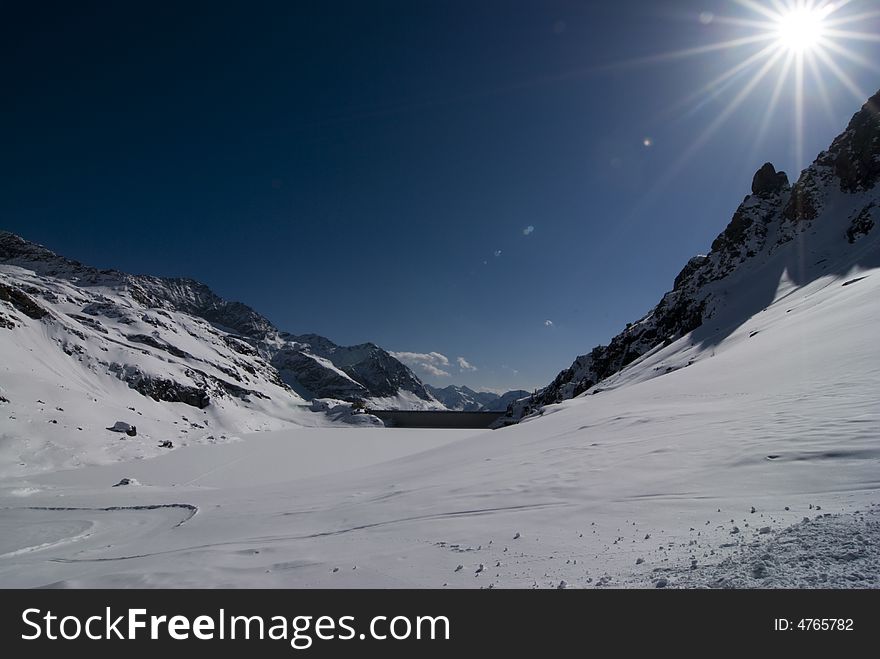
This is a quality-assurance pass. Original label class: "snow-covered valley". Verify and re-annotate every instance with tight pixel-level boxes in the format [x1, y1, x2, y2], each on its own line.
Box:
[0, 253, 877, 587]
[1, 90, 879, 589]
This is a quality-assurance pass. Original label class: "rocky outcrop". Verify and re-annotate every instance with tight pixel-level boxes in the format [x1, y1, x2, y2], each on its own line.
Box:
[846, 203, 876, 243]
[127, 334, 193, 359]
[0, 282, 48, 320]
[830, 89, 880, 193]
[108, 364, 211, 409]
[107, 421, 137, 436]
[751, 162, 789, 196]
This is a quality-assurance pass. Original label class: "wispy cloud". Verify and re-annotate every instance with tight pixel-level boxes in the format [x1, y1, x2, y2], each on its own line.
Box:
[457, 356, 477, 372]
[421, 363, 451, 377]
[523, 225, 535, 235]
[391, 351, 451, 377]
[494, 249, 502, 257]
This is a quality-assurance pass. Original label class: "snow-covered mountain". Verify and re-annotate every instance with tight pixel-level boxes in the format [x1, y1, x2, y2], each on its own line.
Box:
[0, 235, 446, 474]
[503, 89, 880, 423]
[279, 333, 440, 409]
[425, 384, 529, 411]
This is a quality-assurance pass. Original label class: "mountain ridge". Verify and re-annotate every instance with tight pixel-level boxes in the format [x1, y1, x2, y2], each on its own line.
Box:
[502, 88, 880, 422]
[0, 230, 439, 409]
[425, 384, 529, 411]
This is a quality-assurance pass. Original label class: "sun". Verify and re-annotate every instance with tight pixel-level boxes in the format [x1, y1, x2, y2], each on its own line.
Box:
[598, 0, 879, 204]
[775, 6, 831, 53]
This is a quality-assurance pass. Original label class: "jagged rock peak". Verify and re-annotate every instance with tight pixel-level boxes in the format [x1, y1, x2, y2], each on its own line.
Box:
[751, 163, 789, 196]
[828, 88, 880, 192]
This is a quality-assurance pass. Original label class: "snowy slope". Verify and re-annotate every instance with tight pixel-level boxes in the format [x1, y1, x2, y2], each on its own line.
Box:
[505, 90, 880, 422]
[0, 232, 440, 413]
[0, 241, 446, 476]
[0, 233, 450, 476]
[0, 263, 337, 478]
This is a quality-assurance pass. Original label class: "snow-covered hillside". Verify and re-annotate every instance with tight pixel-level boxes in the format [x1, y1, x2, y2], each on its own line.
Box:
[0, 235, 448, 476]
[505, 90, 880, 422]
[0, 232, 440, 411]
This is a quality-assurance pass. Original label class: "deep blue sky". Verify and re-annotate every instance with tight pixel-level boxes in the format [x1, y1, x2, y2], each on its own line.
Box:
[2, 1, 878, 391]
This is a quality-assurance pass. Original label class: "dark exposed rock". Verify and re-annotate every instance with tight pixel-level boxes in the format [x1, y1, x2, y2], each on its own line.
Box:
[126, 283, 161, 308]
[68, 314, 109, 334]
[127, 334, 192, 359]
[846, 204, 876, 243]
[221, 334, 259, 356]
[673, 256, 708, 291]
[831, 89, 880, 192]
[218, 379, 269, 401]
[81, 301, 129, 318]
[112, 477, 138, 487]
[751, 162, 789, 196]
[109, 364, 211, 409]
[107, 421, 137, 436]
[782, 177, 819, 222]
[0, 282, 48, 320]
[711, 206, 755, 252]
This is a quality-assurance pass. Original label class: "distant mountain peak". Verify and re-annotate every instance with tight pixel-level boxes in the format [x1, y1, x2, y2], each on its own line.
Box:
[426, 384, 529, 412]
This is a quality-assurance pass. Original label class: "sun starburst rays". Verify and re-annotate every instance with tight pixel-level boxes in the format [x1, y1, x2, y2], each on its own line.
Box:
[603, 0, 876, 241]
[635, 0, 877, 176]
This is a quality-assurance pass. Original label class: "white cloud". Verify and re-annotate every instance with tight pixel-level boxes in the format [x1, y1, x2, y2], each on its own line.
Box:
[391, 351, 451, 377]
[428, 352, 449, 366]
[544, 320, 554, 327]
[494, 249, 502, 257]
[421, 363, 451, 377]
[523, 225, 534, 235]
[457, 357, 477, 372]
